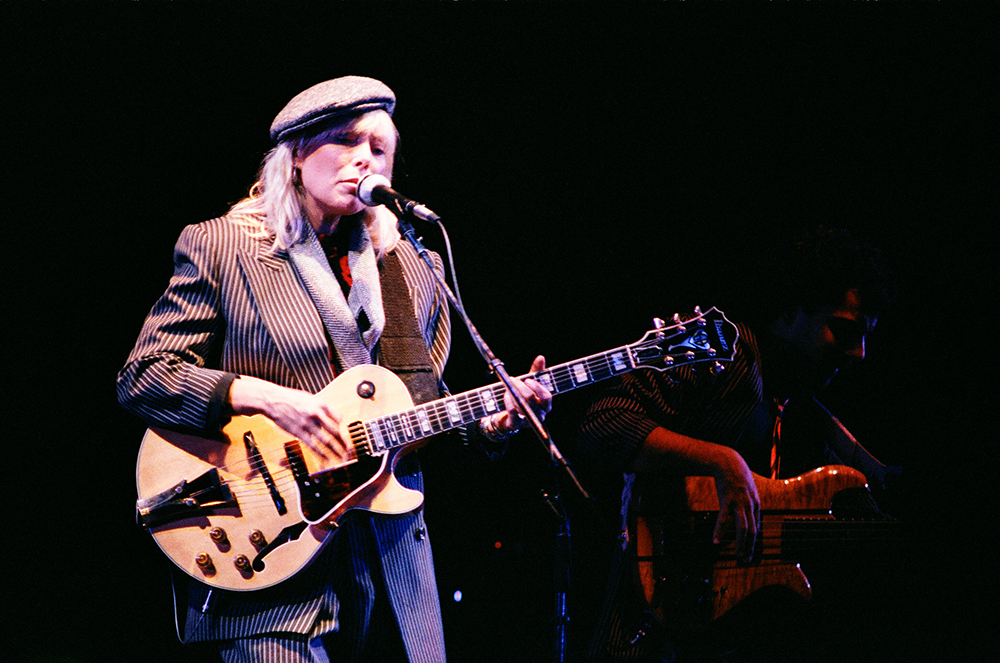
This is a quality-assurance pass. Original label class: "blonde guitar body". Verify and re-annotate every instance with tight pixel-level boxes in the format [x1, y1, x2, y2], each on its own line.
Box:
[136, 365, 422, 592]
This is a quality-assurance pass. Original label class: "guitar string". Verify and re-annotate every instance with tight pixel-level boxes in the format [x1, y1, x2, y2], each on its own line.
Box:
[377, 322, 726, 441]
[184, 446, 358, 512]
[179, 384, 507, 511]
[174, 339, 681, 483]
[402, 350, 624, 439]
[199, 367, 683, 504]
[369, 317, 721, 442]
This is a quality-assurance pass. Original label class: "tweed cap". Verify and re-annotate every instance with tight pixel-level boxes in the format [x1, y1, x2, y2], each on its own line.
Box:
[269, 76, 396, 143]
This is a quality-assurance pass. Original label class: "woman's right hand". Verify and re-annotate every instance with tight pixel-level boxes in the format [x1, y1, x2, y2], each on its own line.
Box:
[228, 376, 348, 461]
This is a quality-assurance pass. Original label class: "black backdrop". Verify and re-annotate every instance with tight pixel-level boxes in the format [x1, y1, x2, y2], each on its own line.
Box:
[4, 2, 993, 662]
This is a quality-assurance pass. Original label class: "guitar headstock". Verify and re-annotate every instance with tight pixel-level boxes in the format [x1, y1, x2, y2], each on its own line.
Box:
[630, 307, 739, 372]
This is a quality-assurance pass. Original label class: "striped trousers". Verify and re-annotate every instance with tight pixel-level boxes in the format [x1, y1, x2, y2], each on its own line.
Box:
[218, 516, 411, 663]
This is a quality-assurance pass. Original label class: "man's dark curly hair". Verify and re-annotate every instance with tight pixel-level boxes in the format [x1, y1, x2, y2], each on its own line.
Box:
[740, 226, 897, 326]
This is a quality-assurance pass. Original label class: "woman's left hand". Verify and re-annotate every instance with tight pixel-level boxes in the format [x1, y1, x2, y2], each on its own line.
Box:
[492, 355, 553, 435]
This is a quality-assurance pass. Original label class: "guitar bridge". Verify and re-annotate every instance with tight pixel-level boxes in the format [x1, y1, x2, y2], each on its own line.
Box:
[136, 468, 235, 529]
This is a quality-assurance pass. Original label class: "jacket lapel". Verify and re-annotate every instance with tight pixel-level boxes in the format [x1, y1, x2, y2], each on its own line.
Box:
[237, 238, 335, 394]
[287, 229, 373, 371]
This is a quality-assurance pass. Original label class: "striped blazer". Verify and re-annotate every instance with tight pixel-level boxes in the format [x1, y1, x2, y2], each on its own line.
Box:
[118, 215, 450, 662]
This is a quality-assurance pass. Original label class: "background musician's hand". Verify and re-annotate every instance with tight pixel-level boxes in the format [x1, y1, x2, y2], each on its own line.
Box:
[229, 376, 348, 460]
[711, 448, 761, 563]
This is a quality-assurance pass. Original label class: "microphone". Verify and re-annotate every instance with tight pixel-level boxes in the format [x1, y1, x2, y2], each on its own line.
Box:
[357, 174, 441, 222]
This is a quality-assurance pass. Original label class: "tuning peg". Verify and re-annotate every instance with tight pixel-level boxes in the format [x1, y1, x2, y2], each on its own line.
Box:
[710, 362, 726, 374]
[652, 317, 665, 330]
[693, 305, 702, 316]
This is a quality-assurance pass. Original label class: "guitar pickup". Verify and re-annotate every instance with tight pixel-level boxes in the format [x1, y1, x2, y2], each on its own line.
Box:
[136, 468, 235, 529]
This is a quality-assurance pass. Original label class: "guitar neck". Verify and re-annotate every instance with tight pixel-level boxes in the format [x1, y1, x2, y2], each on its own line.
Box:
[357, 307, 737, 456]
[359, 344, 637, 455]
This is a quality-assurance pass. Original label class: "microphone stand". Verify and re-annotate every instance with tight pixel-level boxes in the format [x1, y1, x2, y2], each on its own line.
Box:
[394, 213, 589, 663]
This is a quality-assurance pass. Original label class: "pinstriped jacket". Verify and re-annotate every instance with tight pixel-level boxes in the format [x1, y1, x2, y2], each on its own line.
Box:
[118, 215, 450, 661]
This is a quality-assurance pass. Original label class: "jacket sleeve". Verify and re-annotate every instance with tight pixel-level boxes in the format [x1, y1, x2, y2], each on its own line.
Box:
[116, 223, 238, 435]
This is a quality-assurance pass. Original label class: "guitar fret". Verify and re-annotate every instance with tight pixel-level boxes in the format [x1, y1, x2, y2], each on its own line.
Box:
[534, 371, 556, 394]
[547, 364, 577, 389]
[369, 420, 383, 452]
[384, 418, 398, 448]
[473, 388, 493, 416]
[416, 408, 432, 435]
[434, 402, 451, 430]
[457, 392, 483, 422]
[568, 361, 589, 385]
[397, 414, 411, 442]
[482, 387, 500, 413]
[445, 398, 462, 425]
[455, 392, 471, 420]
[386, 415, 404, 448]
[427, 402, 447, 433]
[380, 417, 397, 448]
[383, 419, 396, 450]
[587, 355, 615, 382]
[367, 421, 385, 453]
[547, 366, 574, 393]
[608, 349, 631, 372]
[434, 404, 449, 431]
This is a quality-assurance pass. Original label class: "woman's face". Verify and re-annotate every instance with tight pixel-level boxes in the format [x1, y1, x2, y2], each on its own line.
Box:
[294, 111, 396, 230]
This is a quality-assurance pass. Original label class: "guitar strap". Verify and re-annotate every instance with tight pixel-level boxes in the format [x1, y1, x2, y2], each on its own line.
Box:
[376, 250, 442, 406]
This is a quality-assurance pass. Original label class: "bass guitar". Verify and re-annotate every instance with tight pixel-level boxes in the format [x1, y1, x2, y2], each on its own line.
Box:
[633, 465, 899, 631]
[136, 307, 737, 591]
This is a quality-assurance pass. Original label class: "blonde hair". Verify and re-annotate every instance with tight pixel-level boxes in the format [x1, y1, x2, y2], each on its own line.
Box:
[229, 110, 401, 257]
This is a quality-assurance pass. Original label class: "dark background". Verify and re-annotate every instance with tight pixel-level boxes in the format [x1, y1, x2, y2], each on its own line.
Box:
[4, 2, 993, 662]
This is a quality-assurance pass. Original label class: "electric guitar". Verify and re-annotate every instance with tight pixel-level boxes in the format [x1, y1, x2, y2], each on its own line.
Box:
[136, 307, 738, 591]
[633, 465, 899, 631]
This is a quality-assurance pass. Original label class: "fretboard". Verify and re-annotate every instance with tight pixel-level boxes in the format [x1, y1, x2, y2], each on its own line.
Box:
[360, 344, 638, 454]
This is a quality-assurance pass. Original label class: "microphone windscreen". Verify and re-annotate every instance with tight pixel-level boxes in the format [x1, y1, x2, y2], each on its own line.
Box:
[357, 173, 392, 206]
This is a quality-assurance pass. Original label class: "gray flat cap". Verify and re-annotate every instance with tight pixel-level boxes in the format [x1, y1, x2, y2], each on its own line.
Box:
[270, 76, 396, 143]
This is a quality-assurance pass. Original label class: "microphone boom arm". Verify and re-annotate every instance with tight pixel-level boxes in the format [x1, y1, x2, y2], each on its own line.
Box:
[391, 212, 589, 502]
